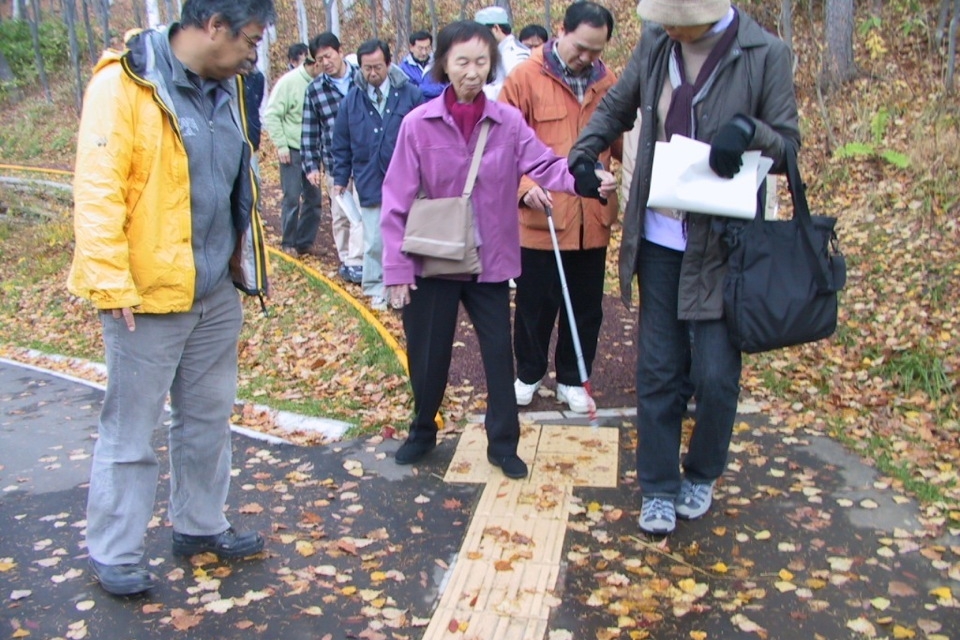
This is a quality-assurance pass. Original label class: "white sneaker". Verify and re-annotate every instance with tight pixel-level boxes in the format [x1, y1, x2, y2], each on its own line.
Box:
[370, 296, 388, 311]
[514, 378, 541, 406]
[557, 383, 594, 413]
[675, 479, 715, 520]
[639, 497, 676, 535]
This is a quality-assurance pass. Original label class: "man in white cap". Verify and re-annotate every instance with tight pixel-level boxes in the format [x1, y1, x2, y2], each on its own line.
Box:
[474, 5, 529, 99]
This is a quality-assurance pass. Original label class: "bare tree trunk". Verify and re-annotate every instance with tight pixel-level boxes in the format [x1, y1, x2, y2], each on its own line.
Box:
[145, 0, 160, 28]
[0, 50, 21, 101]
[369, 0, 378, 38]
[459, 0, 468, 21]
[822, 0, 856, 91]
[63, 0, 84, 113]
[28, 0, 51, 102]
[295, 0, 308, 45]
[937, 0, 952, 46]
[427, 0, 437, 42]
[398, 0, 412, 53]
[780, 0, 793, 55]
[13, 0, 23, 21]
[325, 0, 340, 37]
[162, 0, 175, 23]
[495, 0, 512, 25]
[544, 0, 551, 32]
[81, 0, 97, 62]
[947, 0, 960, 92]
[98, 0, 110, 49]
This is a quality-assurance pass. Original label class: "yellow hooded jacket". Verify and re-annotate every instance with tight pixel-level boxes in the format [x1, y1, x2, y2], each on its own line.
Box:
[68, 30, 269, 314]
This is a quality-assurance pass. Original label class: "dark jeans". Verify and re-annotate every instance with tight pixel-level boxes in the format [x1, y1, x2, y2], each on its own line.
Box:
[403, 277, 519, 457]
[636, 240, 742, 498]
[279, 149, 323, 252]
[514, 247, 606, 387]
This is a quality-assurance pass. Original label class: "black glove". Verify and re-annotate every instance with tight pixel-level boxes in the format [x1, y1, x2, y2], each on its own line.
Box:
[709, 116, 755, 178]
[571, 159, 607, 204]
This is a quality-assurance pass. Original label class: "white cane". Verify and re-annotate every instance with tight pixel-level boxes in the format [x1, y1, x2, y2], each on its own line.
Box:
[543, 205, 598, 428]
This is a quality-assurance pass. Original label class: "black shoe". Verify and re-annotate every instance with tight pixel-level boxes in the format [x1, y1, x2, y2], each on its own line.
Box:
[172, 527, 264, 559]
[487, 453, 528, 479]
[88, 558, 155, 596]
[394, 439, 437, 465]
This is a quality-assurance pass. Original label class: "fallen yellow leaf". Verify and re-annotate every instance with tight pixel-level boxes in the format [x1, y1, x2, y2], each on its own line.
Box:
[929, 586, 952, 600]
[295, 540, 316, 557]
[892, 625, 916, 638]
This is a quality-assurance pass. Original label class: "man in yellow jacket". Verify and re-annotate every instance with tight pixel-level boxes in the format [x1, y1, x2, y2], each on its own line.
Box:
[500, 1, 619, 413]
[68, 0, 274, 596]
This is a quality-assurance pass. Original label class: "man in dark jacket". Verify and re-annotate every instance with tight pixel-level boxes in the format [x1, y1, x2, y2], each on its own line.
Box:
[332, 39, 423, 309]
[398, 30, 445, 99]
[570, 0, 800, 535]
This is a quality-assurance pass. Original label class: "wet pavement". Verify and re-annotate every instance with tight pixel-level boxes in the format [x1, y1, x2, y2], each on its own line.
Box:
[1, 360, 957, 639]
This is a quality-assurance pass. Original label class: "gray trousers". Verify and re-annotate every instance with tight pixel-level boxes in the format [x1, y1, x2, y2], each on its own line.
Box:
[279, 149, 323, 252]
[86, 278, 243, 565]
[360, 204, 384, 299]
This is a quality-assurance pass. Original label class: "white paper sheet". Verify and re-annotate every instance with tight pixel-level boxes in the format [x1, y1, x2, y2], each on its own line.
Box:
[647, 135, 774, 219]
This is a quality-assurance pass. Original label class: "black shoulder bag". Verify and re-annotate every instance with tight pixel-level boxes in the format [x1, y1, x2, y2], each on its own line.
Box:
[723, 145, 847, 353]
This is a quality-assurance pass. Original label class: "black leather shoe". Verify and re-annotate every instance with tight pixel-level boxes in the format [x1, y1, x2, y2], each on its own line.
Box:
[88, 558, 155, 596]
[487, 453, 528, 479]
[172, 527, 264, 559]
[394, 439, 437, 465]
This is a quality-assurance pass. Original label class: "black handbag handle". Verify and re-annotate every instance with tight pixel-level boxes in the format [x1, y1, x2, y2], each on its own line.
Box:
[776, 143, 834, 293]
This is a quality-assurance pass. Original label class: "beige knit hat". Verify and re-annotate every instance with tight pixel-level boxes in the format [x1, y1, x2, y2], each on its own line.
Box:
[637, 0, 731, 26]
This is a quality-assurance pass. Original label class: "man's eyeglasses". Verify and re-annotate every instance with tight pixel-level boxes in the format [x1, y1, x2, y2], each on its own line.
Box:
[238, 30, 260, 50]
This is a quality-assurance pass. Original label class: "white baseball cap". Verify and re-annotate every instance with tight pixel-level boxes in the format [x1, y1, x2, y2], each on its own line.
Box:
[474, 6, 510, 26]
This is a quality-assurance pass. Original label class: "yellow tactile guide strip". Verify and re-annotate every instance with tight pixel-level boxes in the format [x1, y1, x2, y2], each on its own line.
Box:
[421, 421, 620, 640]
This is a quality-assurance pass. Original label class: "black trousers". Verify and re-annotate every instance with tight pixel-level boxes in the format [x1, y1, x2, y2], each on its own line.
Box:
[513, 247, 606, 386]
[402, 277, 519, 456]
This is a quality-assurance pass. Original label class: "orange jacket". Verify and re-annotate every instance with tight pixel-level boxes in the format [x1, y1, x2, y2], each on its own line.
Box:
[499, 45, 620, 251]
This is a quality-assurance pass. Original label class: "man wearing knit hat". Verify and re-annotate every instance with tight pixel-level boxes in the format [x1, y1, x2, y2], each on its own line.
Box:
[570, 0, 800, 535]
[474, 5, 529, 99]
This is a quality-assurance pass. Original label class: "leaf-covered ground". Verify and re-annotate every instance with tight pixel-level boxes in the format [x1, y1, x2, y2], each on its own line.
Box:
[0, 0, 957, 523]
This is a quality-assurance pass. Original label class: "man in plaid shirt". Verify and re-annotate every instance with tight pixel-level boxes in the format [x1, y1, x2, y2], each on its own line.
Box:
[302, 31, 363, 283]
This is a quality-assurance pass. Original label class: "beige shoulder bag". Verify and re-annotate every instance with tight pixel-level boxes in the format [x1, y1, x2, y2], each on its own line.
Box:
[401, 121, 489, 277]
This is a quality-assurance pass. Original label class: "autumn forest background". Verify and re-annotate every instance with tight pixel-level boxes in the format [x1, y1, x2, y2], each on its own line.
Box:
[0, 0, 958, 527]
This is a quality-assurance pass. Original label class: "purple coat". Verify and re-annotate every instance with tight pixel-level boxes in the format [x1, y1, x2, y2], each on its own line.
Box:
[381, 88, 577, 286]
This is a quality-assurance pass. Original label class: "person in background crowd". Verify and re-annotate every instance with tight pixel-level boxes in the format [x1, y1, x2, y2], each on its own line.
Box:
[287, 41, 308, 69]
[570, 0, 800, 535]
[263, 43, 324, 255]
[474, 6, 529, 99]
[68, 0, 274, 596]
[301, 32, 365, 284]
[332, 39, 423, 310]
[518, 23, 549, 49]
[501, 1, 619, 415]
[380, 20, 616, 480]
[398, 30, 446, 100]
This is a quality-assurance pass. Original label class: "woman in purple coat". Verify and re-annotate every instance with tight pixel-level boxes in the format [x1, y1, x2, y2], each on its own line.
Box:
[380, 20, 615, 479]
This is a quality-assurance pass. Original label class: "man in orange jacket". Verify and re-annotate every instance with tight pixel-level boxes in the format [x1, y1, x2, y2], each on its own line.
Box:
[500, 1, 619, 413]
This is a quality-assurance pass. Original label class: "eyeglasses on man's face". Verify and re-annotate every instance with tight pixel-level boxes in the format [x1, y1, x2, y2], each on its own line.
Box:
[238, 29, 262, 50]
